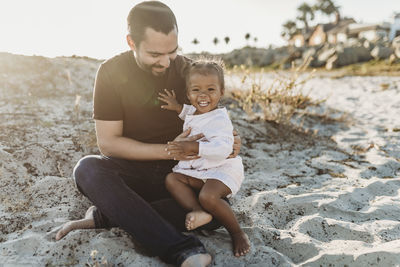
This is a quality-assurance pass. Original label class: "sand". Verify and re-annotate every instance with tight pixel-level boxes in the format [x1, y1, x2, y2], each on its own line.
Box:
[1, 52, 400, 266]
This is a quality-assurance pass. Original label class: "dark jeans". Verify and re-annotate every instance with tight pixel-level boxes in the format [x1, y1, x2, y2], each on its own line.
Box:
[73, 155, 213, 266]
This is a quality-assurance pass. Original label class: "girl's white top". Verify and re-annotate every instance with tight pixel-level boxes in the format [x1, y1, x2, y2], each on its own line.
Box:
[172, 104, 244, 196]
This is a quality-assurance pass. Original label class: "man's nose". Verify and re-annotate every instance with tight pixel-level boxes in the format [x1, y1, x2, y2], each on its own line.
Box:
[159, 55, 170, 68]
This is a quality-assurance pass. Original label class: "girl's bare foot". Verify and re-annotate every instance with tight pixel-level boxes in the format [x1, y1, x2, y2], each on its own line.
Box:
[55, 206, 96, 241]
[181, 253, 212, 267]
[231, 231, 250, 257]
[185, 210, 212, 230]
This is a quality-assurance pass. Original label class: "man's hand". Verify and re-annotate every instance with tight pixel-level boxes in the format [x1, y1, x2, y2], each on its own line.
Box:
[158, 89, 183, 113]
[174, 128, 204, 142]
[228, 129, 241, 158]
[168, 128, 204, 160]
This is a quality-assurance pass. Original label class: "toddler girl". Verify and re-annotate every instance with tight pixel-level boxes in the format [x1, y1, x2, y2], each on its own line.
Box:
[158, 59, 250, 257]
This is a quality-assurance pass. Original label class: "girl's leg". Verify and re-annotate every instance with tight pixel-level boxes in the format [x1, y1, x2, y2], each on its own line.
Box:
[165, 173, 212, 230]
[199, 180, 250, 257]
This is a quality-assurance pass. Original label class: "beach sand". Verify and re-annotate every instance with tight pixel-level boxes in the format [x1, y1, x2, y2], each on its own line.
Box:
[1, 52, 400, 266]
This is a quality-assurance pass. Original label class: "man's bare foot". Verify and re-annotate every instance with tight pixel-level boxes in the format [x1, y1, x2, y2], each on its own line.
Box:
[181, 253, 212, 267]
[231, 231, 250, 257]
[55, 206, 96, 241]
[185, 210, 212, 230]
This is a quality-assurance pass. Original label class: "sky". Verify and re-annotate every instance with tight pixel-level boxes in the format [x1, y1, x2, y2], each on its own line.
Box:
[0, 0, 398, 59]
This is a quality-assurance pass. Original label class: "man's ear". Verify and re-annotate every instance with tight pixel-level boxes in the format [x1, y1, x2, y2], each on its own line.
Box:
[126, 35, 136, 51]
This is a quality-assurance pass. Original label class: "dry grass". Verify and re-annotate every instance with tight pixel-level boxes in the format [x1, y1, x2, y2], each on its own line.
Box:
[325, 60, 400, 78]
[86, 250, 110, 267]
[71, 93, 98, 152]
[228, 56, 324, 124]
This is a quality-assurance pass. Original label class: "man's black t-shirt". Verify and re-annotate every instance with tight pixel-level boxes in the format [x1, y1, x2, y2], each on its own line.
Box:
[93, 51, 189, 144]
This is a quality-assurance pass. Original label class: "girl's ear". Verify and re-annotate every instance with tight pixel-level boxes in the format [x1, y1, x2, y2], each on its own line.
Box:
[186, 88, 190, 99]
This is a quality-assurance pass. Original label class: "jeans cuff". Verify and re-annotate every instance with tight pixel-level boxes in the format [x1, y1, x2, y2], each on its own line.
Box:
[175, 246, 208, 267]
[92, 206, 102, 229]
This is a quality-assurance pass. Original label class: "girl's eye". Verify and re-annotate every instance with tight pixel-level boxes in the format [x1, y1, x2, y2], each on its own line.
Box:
[208, 88, 215, 91]
[191, 88, 199, 92]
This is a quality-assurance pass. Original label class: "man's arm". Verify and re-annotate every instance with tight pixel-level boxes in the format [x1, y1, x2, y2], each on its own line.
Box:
[95, 120, 202, 161]
[95, 120, 169, 160]
[166, 131, 242, 160]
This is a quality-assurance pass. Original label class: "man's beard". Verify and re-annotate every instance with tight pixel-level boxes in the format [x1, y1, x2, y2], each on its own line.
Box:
[151, 65, 167, 76]
[135, 54, 168, 77]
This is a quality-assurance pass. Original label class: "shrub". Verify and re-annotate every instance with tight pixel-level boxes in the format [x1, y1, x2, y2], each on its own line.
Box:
[228, 56, 324, 124]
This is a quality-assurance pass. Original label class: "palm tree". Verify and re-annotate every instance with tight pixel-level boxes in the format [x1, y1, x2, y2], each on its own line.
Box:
[191, 38, 199, 45]
[296, 2, 315, 32]
[281, 20, 298, 40]
[245, 33, 251, 46]
[213, 37, 219, 46]
[253, 37, 258, 47]
[314, 0, 341, 24]
[224, 36, 230, 45]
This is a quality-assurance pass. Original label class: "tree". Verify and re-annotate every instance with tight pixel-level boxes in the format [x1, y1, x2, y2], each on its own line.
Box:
[213, 37, 219, 46]
[245, 33, 251, 46]
[314, 0, 341, 24]
[281, 20, 298, 40]
[224, 36, 230, 45]
[296, 2, 315, 32]
[191, 38, 199, 45]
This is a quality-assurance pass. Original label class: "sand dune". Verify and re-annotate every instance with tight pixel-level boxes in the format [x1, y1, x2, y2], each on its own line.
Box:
[1, 52, 400, 266]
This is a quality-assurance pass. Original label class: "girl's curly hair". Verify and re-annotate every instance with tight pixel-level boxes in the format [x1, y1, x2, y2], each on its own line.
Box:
[184, 57, 225, 90]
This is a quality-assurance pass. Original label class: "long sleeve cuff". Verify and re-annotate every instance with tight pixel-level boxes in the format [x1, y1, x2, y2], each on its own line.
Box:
[178, 104, 196, 120]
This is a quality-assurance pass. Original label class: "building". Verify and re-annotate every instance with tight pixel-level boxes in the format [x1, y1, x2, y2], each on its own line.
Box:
[287, 12, 400, 47]
[308, 19, 355, 46]
[389, 13, 400, 40]
[308, 23, 336, 46]
[326, 19, 356, 44]
[290, 19, 355, 47]
[347, 23, 390, 42]
[289, 28, 315, 47]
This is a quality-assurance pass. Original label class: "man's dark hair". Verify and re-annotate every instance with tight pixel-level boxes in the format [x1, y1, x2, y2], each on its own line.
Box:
[127, 1, 178, 46]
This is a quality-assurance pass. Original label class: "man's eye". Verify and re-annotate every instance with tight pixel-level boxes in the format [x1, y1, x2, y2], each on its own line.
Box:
[191, 89, 199, 92]
[208, 88, 215, 91]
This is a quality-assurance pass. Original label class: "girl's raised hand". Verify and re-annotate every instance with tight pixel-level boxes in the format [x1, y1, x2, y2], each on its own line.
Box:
[158, 89, 182, 113]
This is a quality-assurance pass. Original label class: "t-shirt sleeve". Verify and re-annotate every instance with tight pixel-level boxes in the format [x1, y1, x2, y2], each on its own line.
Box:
[178, 104, 196, 120]
[93, 64, 124, 120]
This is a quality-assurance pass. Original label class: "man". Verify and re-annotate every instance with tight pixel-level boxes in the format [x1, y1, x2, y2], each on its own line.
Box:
[56, 1, 240, 266]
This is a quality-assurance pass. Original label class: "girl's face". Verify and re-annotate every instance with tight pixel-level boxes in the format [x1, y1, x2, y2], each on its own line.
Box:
[186, 73, 224, 114]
